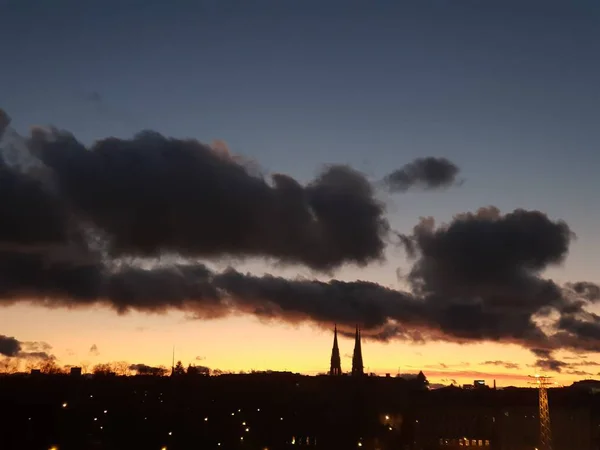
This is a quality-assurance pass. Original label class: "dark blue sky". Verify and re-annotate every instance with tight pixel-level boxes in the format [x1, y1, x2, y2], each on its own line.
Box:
[1, 0, 600, 282]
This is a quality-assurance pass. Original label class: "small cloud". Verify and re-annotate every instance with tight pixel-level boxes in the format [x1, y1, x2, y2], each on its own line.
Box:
[482, 360, 521, 370]
[83, 91, 102, 103]
[567, 370, 593, 377]
[89, 344, 100, 356]
[195, 355, 206, 361]
[382, 157, 462, 193]
[22, 341, 52, 352]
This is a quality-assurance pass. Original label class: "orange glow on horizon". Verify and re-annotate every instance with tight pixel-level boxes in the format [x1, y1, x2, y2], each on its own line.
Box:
[1, 303, 598, 388]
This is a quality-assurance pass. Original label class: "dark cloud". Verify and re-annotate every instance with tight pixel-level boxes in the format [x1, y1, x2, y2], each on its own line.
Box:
[535, 357, 569, 373]
[383, 157, 461, 192]
[401, 207, 575, 347]
[565, 282, 600, 302]
[0, 109, 10, 138]
[0, 334, 53, 360]
[2, 111, 600, 361]
[482, 360, 521, 370]
[89, 344, 99, 356]
[34, 128, 390, 272]
[195, 356, 206, 361]
[0, 335, 20, 357]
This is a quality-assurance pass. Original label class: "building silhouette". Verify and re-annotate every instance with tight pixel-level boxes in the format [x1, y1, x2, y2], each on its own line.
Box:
[351, 325, 364, 377]
[329, 325, 342, 376]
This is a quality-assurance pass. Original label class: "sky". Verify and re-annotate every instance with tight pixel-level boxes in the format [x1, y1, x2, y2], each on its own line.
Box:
[1, 0, 600, 386]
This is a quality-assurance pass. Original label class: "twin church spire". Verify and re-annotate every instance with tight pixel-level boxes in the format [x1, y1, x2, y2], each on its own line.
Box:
[329, 325, 364, 377]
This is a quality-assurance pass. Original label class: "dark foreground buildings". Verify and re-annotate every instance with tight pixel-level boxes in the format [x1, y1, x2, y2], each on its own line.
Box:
[0, 373, 600, 450]
[2, 331, 599, 449]
[2, 371, 600, 450]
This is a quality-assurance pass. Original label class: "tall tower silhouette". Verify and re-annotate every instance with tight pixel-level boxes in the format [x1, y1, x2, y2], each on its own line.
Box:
[329, 325, 342, 376]
[351, 325, 364, 376]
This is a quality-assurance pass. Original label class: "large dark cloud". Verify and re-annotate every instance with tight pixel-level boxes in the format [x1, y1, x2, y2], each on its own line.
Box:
[1, 110, 599, 372]
[383, 157, 461, 192]
[394, 207, 600, 368]
[32, 128, 389, 272]
[393, 208, 572, 349]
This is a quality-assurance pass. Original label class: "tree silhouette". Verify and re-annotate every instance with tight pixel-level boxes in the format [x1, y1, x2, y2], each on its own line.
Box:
[40, 359, 63, 374]
[93, 363, 114, 376]
[187, 364, 210, 376]
[173, 360, 185, 376]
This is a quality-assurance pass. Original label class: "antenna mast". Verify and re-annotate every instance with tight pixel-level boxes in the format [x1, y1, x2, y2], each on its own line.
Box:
[529, 374, 553, 450]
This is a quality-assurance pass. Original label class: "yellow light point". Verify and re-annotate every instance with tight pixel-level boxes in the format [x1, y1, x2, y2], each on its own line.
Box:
[242, 422, 246, 426]
[168, 431, 172, 436]
[62, 403, 67, 408]
[161, 447, 167, 450]
[245, 427, 250, 432]
[385, 415, 389, 420]
[104, 410, 107, 414]
[240, 437, 244, 441]
[358, 443, 363, 447]
[204, 417, 208, 421]
[49, 447, 58, 450]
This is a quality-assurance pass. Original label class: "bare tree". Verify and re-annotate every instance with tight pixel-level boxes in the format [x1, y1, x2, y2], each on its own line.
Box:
[111, 361, 130, 376]
[92, 363, 113, 376]
[40, 359, 64, 374]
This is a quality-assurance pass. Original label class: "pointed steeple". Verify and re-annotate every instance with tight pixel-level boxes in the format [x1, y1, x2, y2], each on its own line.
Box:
[330, 325, 342, 376]
[351, 325, 364, 377]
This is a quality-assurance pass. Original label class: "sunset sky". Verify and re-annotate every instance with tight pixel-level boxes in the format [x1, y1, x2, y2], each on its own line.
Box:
[1, 0, 600, 387]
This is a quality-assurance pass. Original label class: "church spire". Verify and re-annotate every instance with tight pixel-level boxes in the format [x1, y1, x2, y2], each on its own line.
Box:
[351, 325, 364, 377]
[330, 325, 342, 376]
